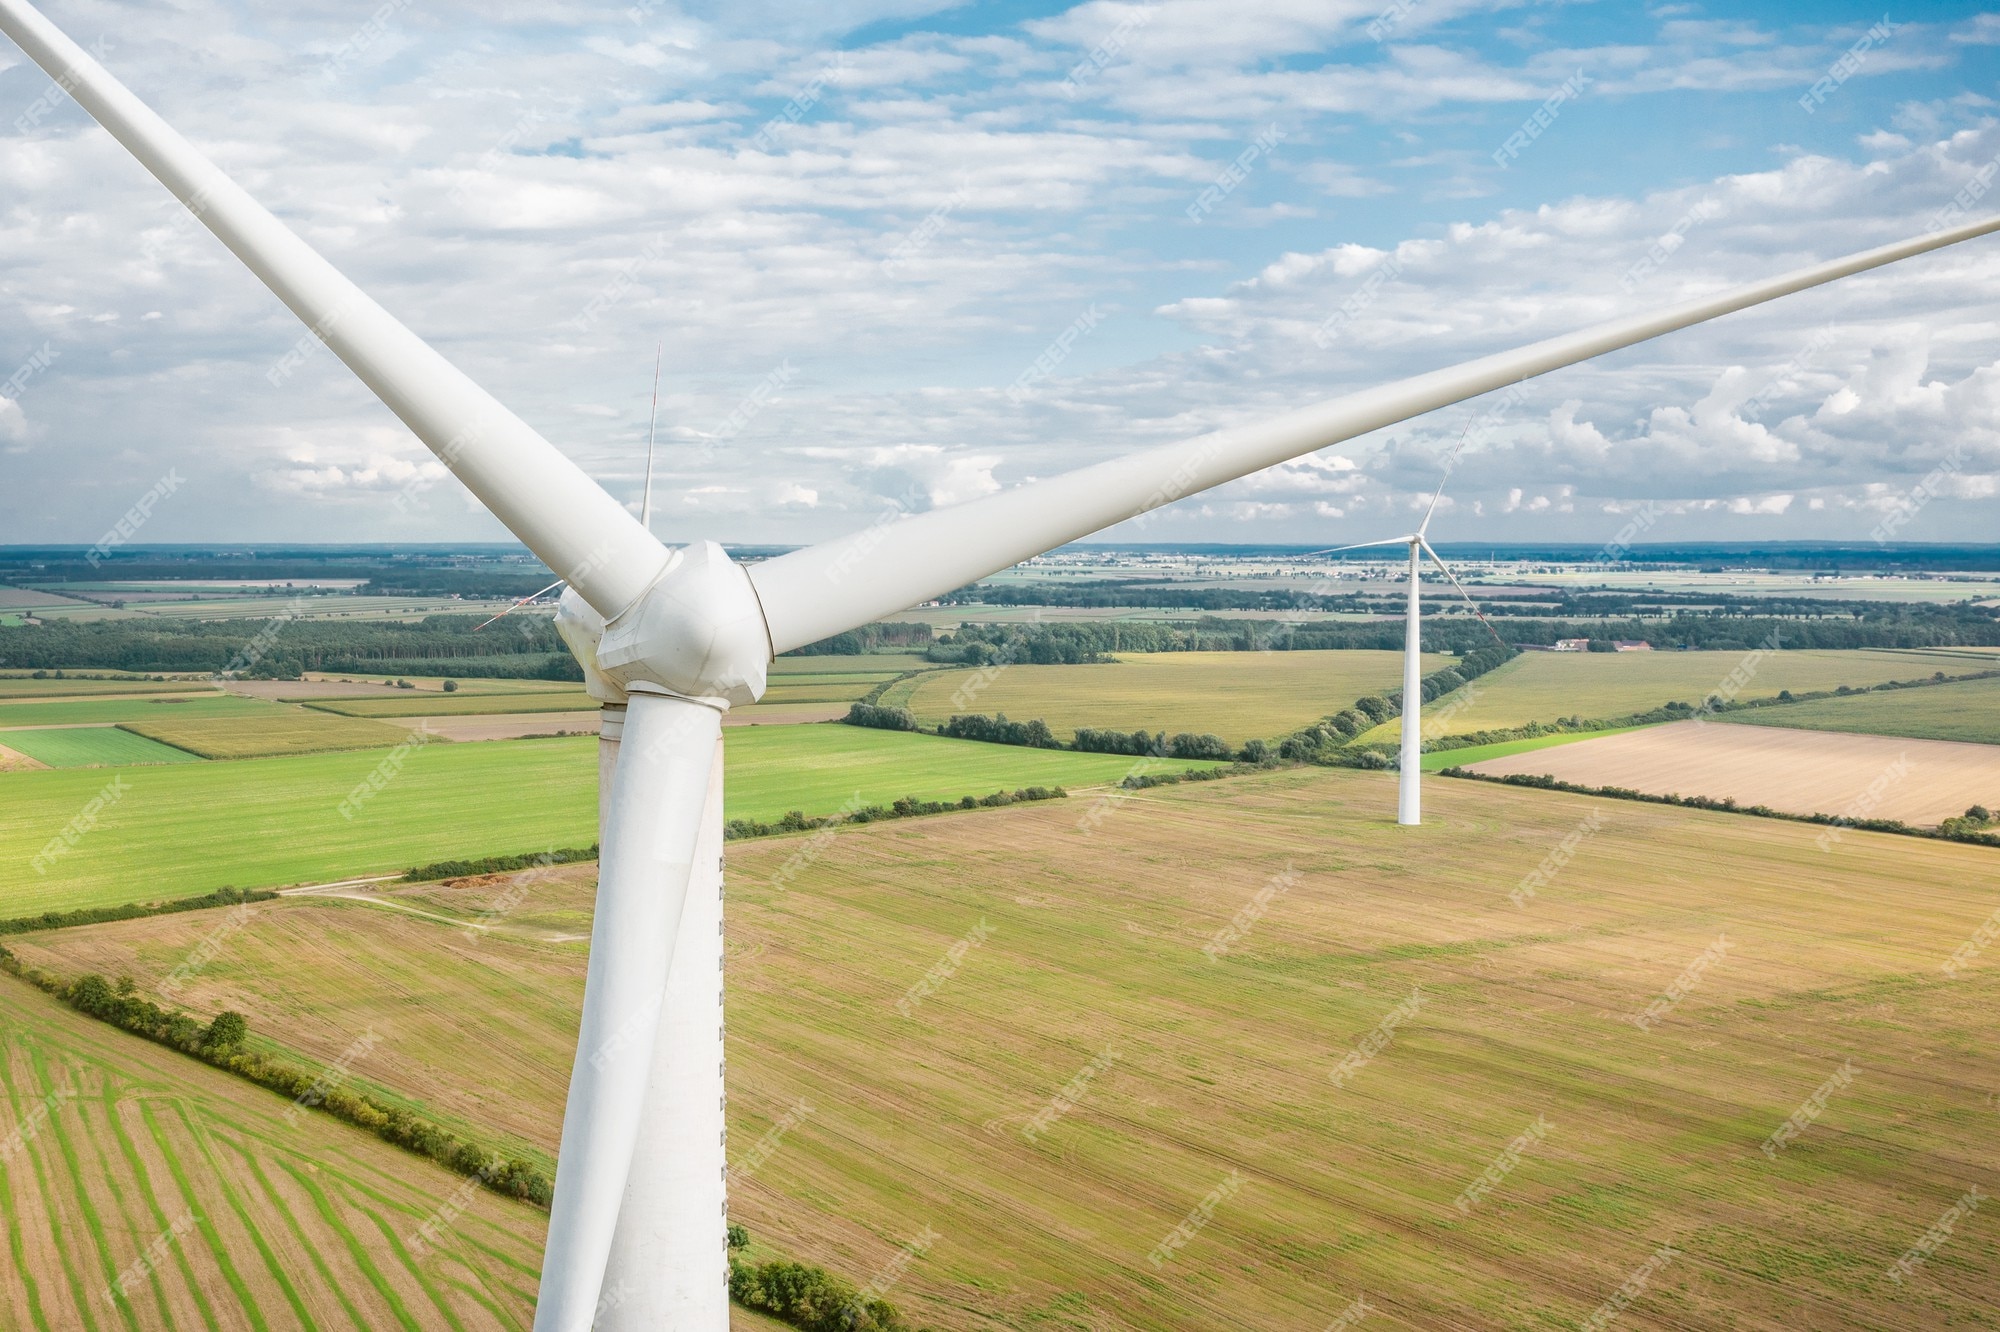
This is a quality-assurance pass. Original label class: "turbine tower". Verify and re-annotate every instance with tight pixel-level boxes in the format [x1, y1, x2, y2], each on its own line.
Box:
[1311, 430, 1503, 825]
[4, 3, 1996, 1326]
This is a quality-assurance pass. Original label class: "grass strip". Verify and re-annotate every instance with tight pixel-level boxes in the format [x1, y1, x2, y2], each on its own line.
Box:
[95, 1080, 204, 1330]
[141, 1102, 264, 1332]
[175, 1106, 310, 1330]
[279, 1161, 422, 1332]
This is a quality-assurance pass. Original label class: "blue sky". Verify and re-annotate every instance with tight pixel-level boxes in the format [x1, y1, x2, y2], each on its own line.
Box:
[2, 0, 1998, 551]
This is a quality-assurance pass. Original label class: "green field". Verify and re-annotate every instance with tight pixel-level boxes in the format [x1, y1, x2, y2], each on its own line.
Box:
[310, 691, 597, 718]
[17, 767, 2000, 1327]
[0, 677, 198, 698]
[1420, 725, 1654, 771]
[1, 727, 203, 769]
[0, 693, 256, 728]
[1359, 648, 1995, 742]
[119, 710, 419, 759]
[1719, 673, 2000, 746]
[890, 649, 1447, 743]
[0, 727, 1205, 913]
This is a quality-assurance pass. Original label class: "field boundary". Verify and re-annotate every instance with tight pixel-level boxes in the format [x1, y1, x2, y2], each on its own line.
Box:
[1439, 765, 2000, 849]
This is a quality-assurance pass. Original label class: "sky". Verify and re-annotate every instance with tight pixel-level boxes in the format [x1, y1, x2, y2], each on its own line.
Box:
[2, 0, 1999, 553]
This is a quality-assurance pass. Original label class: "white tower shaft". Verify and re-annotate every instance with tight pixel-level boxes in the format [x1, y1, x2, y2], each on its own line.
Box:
[1398, 540, 1423, 826]
[603, 728, 730, 1327]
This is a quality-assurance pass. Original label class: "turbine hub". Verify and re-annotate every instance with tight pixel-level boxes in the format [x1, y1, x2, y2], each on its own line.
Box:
[587, 540, 772, 708]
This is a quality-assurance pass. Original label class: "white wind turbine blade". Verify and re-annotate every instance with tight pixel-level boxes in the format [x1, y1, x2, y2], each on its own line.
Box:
[0, 7, 711, 1324]
[1414, 413, 1475, 539]
[538, 692, 722, 1332]
[641, 344, 662, 533]
[0, 0, 669, 619]
[1418, 538, 1509, 651]
[1303, 535, 1414, 557]
[751, 216, 2000, 653]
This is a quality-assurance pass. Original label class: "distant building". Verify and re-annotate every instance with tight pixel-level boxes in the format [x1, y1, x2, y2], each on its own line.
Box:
[1613, 640, 1653, 652]
[1552, 638, 1590, 652]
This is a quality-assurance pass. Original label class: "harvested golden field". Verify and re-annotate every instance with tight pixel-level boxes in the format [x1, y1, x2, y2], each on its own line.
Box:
[22, 767, 2000, 1329]
[891, 649, 1446, 743]
[1464, 719, 2000, 825]
[1359, 647, 1992, 742]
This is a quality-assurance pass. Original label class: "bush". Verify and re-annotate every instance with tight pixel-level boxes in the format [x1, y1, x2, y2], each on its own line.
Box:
[1238, 738, 1272, 764]
[939, 712, 1059, 749]
[204, 1010, 248, 1050]
[1165, 732, 1232, 760]
[442, 679, 458, 692]
[729, 1257, 911, 1332]
[1074, 727, 1164, 756]
[1354, 695, 1393, 723]
[844, 703, 919, 732]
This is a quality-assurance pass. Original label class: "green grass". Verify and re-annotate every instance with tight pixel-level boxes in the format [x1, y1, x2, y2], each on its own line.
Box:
[0, 677, 198, 698]
[1718, 673, 2000, 745]
[0, 727, 1206, 913]
[1, 728, 203, 769]
[0, 694, 255, 728]
[118, 711, 417, 759]
[1358, 647, 1995, 743]
[1419, 725, 1653, 770]
[891, 649, 1448, 744]
[309, 691, 596, 718]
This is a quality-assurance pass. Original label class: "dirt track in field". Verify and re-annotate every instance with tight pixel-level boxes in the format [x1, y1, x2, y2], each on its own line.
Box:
[1466, 719, 2000, 824]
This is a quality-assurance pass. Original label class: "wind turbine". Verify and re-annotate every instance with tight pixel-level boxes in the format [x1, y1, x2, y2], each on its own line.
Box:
[1311, 427, 1503, 826]
[4, 4, 1997, 1327]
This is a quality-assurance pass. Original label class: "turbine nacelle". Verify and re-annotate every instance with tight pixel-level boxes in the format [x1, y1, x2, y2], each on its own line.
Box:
[594, 540, 771, 708]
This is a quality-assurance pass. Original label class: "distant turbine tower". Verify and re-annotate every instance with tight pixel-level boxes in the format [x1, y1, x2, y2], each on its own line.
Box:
[5, 1, 1997, 1323]
[1309, 423, 1505, 826]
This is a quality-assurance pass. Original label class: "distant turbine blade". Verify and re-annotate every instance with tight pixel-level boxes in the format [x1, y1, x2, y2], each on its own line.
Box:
[0, 0, 670, 620]
[1415, 412, 1477, 538]
[1303, 536, 1414, 557]
[536, 692, 722, 1332]
[750, 216, 2000, 653]
[472, 578, 568, 631]
[641, 344, 662, 533]
[1419, 537, 1508, 650]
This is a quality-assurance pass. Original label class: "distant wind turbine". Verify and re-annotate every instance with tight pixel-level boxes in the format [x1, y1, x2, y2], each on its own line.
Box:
[1309, 424, 1505, 826]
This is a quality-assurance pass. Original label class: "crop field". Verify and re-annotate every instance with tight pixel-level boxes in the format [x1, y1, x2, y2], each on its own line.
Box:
[1721, 674, 2000, 746]
[0, 727, 202, 769]
[0, 695, 259, 728]
[889, 649, 1446, 743]
[0, 976, 551, 1329]
[310, 692, 597, 719]
[0, 678, 197, 699]
[1358, 647, 1993, 742]
[0, 727, 1208, 914]
[17, 767, 2000, 1328]
[1466, 719, 2000, 824]
[118, 711, 418, 760]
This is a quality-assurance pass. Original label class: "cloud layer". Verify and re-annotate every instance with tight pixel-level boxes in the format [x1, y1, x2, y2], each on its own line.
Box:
[2, 0, 1997, 551]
